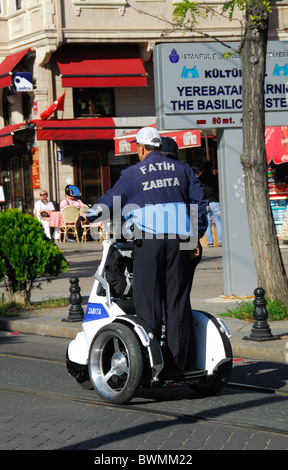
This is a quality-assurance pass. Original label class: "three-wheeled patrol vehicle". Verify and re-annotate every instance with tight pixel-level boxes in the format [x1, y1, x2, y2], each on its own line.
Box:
[66, 228, 232, 405]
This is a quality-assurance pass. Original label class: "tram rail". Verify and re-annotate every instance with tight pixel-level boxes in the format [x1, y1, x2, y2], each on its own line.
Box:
[1, 351, 288, 440]
[0, 382, 288, 439]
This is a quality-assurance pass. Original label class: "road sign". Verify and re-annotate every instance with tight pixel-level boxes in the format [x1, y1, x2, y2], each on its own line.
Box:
[154, 41, 288, 129]
[57, 149, 63, 162]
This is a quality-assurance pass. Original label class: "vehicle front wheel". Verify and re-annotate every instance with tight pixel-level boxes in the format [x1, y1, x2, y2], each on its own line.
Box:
[88, 323, 143, 404]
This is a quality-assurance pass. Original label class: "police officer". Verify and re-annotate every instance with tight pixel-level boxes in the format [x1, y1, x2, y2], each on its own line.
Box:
[161, 135, 203, 291]
[87, 127, 208, 374]
[161, 136, 179, 160]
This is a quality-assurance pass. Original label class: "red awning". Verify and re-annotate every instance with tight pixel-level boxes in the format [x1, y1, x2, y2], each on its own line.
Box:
[0, 123, 27, 148]
[55, 45, 147, 88]
[114, 125, 201, 156]
[33, 118, 115, 141]
[265, 126, 288, 165]
[0, 48, 31, 88]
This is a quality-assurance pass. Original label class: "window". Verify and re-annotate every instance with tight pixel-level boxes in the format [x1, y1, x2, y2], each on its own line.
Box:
[73, 88, 115, 118]
[109, 153, 129, 187]
[0, 154, 32, 212]
[1, 159, 11, 209]
[16, 0, 22, 10]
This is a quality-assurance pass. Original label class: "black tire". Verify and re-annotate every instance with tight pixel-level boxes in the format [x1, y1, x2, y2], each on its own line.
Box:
[88, 322, 143, 404]
[66, 349, 93, 390]
[76, 377, 93, 390]
[191, 360, 232, 396]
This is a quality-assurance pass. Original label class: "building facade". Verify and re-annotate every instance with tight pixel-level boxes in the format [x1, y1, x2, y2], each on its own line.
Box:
[0, 0, 286, 211]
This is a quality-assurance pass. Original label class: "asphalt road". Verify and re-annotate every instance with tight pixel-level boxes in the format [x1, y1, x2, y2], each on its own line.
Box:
[0, 332, 288, 453]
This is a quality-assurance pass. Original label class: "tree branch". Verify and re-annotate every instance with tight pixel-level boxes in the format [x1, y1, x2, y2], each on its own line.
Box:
[127, 1, 245, 52]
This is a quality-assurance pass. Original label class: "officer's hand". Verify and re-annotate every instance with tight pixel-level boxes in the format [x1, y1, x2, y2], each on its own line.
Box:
[190, 244, 200, 259]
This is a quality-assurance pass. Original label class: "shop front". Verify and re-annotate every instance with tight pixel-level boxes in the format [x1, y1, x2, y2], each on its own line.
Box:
[32, 43, 150, 205]
[0, 123, 35, 213]
[33, 117, 116, 205]
[114, 125, 217, 170]
[0, 47, 36, 212]
[265, 126, 288, 237]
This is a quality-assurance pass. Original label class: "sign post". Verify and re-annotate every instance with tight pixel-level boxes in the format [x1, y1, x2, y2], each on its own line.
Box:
[154, 41, 288, 296]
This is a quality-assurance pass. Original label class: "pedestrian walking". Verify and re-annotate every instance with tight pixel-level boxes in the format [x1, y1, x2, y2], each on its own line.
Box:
[198, 160, 222, 247]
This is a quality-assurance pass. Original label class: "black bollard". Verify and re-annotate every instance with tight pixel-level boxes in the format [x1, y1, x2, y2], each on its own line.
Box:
[243, 287, 280, 341]
[62, 277, 84, 322]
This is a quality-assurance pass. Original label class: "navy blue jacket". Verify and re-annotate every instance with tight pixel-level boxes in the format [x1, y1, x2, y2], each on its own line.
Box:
[87, 151, 208, 238]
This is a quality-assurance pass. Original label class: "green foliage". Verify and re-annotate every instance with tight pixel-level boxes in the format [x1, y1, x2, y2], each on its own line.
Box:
[173, 0, 201, 25]
[0, 296, 70, 316]
[173, 0, 272, 26]
[220, 298, 288, 321]
[29, 296, 69, 310]
[222, 0, 247, 20]
[0, 300, 22, 316]
[0, 209, 69, 298]
[223, 0, 272, 26]
[262, 0, 272, 12]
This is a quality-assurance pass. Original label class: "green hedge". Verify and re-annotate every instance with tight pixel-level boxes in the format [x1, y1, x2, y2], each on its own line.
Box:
[0, 209, 69, 300]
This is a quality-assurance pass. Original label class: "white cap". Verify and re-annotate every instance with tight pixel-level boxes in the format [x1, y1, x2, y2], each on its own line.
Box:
[132, 127, 162, 147]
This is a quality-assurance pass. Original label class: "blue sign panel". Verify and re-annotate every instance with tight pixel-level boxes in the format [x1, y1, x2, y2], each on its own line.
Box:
[13, 72, 33, 92]
[83, 302, 110, 323]
[57, 150, 63, 162]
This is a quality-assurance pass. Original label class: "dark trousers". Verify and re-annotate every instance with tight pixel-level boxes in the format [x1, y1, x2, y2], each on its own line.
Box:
[133, 235, 201, 370]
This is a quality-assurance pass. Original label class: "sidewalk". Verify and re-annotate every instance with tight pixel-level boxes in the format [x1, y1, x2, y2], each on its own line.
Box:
[0, 242, 288, 364]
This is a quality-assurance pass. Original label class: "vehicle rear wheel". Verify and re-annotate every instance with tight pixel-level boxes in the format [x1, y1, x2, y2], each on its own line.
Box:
[89, 322, 143, 404]
[190, 360, 232, 396]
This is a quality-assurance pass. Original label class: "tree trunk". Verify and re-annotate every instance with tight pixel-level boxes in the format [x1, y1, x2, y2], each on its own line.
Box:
[241, 1, 288, 301]
[7, 290, 30, 308]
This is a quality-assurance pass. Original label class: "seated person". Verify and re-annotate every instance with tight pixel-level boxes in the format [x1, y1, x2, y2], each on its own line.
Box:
[60, 185, 85, 210]
[34, 190, 59, 241]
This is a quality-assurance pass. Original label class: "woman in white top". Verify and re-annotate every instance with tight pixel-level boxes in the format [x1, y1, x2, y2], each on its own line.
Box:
[34, 190, 59, 241]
